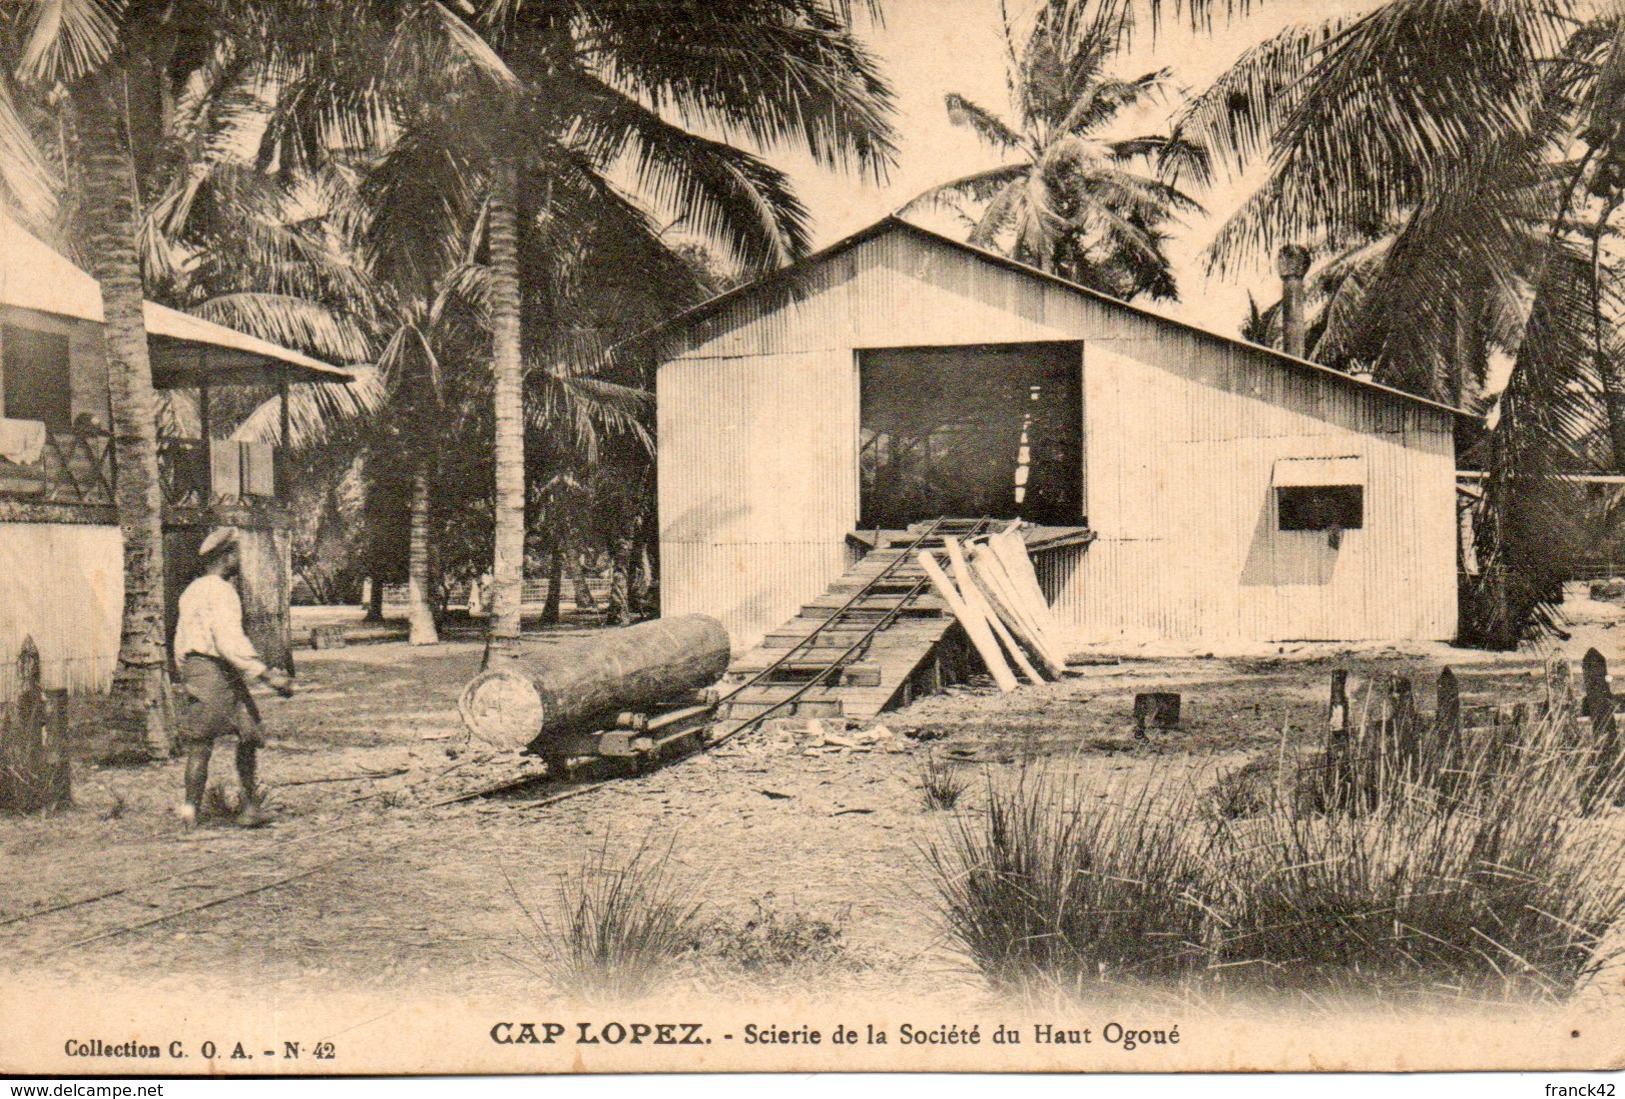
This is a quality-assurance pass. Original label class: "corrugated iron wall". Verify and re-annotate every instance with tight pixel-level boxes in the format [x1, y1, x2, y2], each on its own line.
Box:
[658, 350, 859, 649]
[1077, 337, 1457, 642]
[658, 228, 1459, 649]
[0, 521, 122, 701]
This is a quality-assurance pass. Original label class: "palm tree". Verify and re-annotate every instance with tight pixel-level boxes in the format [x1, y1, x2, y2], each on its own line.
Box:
[1, 0, 479, 749]
[901, 0, 1205, 300]
[1170, 0, 1625, 646]
[331, 0, 898, 642]
[1, 3, 213, 751]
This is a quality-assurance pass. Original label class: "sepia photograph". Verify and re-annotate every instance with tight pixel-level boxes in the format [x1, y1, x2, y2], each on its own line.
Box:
[1, 0, 1624, 1080]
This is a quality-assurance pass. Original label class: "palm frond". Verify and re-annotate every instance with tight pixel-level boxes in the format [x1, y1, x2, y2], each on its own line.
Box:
[525, 362, 653, 463]
[1463, 239, 1598, 647]
[898, 163, 1032, 218]
[0, 82, 56, 220]
[970, 178, 1027, 249]
[945, 93, 1024, 153]
[1019, 0, 1137, 130]
[15, 0, 119, 82]
[567, 75, 811, 273]
[1199, 0, 1571, 270]
[231, 366, 389, 450]
[543, 0, 898, 181]
[1171, 14, 1364, 179]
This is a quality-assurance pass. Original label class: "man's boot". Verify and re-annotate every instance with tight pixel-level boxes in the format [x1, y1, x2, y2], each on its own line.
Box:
[235, 787, 271, 829]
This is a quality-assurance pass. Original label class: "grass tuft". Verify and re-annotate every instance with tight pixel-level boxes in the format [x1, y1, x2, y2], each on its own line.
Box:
[926, 767, 1213, 996]
[696, 897, 852, 973]
[512, 835, 703, 1000]
[920, 753, 970, 811]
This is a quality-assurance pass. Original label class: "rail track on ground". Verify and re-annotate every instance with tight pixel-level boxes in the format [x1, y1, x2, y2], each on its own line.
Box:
[0, 519, 978, 959]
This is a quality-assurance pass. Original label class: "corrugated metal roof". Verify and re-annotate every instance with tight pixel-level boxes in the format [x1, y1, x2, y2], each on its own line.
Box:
[2, 214, 352, 386]
[621, 215, 1478, 424]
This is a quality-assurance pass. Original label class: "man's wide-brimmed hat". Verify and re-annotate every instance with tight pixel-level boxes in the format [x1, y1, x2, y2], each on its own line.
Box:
[198, 527, 239, 559]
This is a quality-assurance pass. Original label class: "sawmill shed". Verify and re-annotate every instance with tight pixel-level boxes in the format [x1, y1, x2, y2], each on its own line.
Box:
[632, 216, 1474, 654]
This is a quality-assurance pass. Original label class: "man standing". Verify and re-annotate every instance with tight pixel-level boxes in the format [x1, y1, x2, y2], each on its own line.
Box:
[172, 527, 293, 828]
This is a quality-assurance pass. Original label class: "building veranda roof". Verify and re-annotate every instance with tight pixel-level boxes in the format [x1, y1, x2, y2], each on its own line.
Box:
[1, 215, 353, 388]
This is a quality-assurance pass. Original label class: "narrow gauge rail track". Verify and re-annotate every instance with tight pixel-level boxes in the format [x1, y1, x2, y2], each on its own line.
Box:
[1, 518, 978, 958]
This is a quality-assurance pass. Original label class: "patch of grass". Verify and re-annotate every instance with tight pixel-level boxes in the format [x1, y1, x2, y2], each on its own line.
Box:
[919, 753, 969, 811]
[696, 897, 852, 973]
[512, 835, 703, 1000]
[926, 768, 1213, 997]
[926, 697, 1625, 1005]
[1211, 698, 1625, 1001]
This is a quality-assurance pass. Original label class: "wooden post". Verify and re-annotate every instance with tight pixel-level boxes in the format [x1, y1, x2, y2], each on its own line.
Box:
[276, 369, 290, 499]
[1582, 648, 1614, 740]
[41, 688, 71, 810]
[1545, 651, 1573, 723]
[1386, 675, 1419, 773]
[0, 637, 70, 814]
[1582, 647, 1618, 811]
[1433, 666, 1460, 773]
[1326, 670, 1351, 807]
[198, 374, 212, 503]
[1133, 692, 1181, 738]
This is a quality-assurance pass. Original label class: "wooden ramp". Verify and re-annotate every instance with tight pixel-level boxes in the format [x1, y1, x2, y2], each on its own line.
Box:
[711, 520, 990, 737]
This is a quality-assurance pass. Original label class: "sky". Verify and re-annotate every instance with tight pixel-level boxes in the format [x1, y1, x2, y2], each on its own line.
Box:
[762, 0, 1376, 337]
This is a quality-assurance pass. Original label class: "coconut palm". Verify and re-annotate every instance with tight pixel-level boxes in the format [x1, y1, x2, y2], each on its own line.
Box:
[0, 0, 489, 749]
[1170, 0, 1625, 646]
[901, 0, 1205, 300]
[327, 0, 898, 641]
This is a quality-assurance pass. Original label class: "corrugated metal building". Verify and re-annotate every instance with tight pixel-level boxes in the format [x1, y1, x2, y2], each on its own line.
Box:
[636, 217, 1471, 652]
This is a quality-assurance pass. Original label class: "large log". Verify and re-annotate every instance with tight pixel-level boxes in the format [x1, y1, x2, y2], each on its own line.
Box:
[458, 615, 730, 750]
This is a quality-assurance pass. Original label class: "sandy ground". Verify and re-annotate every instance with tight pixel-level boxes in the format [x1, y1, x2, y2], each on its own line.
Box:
[2, 587, 1622, 1010]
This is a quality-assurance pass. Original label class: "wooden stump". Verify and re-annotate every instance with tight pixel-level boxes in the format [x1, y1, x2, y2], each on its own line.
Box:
[1582, 647, 1619, 811]
[1325, 670, 1352, 809]
[1133, 692, 1181, 736]
[1, 637, 72, 814]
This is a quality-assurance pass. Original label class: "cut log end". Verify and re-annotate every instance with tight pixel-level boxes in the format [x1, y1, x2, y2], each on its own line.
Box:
[459, 668, 546, 750]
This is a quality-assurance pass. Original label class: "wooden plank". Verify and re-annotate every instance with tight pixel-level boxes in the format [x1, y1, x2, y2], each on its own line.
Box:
[976, 532, 1068, 669]
[945, 537, 1043, 684]
[918, 550, 1017, 693]
[984, 529, 1066, 641]
[965, 540, 1066, 676]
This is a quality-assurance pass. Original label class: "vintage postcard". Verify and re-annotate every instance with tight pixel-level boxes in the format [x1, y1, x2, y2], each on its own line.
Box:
[2, 0, 1624, 1080]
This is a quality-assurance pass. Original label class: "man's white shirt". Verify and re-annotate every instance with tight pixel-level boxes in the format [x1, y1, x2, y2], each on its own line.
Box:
[173, 574, 268, 680]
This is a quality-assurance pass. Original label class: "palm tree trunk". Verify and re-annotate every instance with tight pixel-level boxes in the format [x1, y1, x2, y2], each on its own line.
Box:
[488, 160, 526, 641]
[571, 546, 597, 611]
[77, 71, 170, 756]
[606, 535, 633, 627]
[541, 543, 564, 626]
[365, 571, 385, 622]
[407, 462, 438, 645]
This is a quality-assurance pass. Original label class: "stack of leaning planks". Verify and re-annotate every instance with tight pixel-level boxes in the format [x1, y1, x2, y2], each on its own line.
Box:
[917, 526, 1069, 693]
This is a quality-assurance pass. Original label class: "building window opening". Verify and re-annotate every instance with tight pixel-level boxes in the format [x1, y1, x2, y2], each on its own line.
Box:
[859, 342, 1082, 529]
[1, 323, 72, 430]
[1277, 485, 1364, 532]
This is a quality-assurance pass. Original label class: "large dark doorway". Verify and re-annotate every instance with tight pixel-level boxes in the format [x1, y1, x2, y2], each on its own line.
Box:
[859, 342, 1082, 528]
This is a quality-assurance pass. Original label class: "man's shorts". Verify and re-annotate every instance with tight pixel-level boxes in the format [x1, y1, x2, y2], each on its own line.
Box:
[177, 654, 264, 748]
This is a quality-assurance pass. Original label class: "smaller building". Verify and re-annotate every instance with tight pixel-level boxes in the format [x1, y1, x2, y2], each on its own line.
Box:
[634, 217, 1475, 652]
[0, 216, 352, 699]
